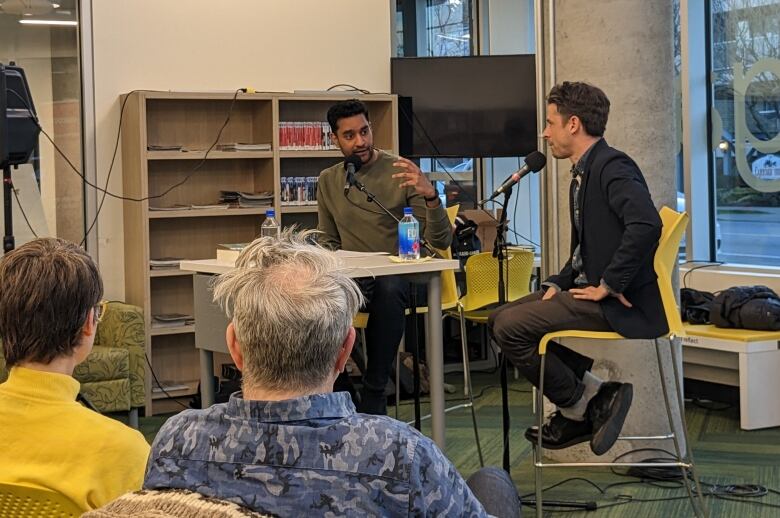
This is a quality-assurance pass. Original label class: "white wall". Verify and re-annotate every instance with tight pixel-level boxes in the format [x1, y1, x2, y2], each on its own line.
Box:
[92, 0, 392, 299]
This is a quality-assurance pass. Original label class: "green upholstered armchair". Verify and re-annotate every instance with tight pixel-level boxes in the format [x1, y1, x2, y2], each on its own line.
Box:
[73, 301, 146, 426]
[0, 301, 146, 428]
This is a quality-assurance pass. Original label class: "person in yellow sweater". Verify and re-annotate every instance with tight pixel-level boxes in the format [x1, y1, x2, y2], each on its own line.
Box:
[0, 238, 150, 512]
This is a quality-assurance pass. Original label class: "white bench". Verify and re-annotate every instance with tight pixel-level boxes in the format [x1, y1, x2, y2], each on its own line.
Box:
[681, 324, 780, 430]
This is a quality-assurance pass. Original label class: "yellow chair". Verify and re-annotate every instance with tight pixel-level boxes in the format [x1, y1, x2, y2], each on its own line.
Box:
[450, 248, 536, 386]
[0, 482, 82, 517]
[531, 207, 708, 518]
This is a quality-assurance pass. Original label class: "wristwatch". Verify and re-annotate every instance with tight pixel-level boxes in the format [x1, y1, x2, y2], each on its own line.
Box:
[424, 193, 439, 203]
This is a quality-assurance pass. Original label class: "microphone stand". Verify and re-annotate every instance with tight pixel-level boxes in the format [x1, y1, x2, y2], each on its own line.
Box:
[345, 179, 441, 430]
[487, 188, 512, 474]
[3, 164, 15, 253]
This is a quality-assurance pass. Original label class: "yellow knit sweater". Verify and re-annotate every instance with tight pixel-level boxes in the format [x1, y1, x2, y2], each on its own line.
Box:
[0, 366, 150, 512]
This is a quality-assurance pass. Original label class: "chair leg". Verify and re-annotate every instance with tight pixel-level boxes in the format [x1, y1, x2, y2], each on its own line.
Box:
[655, 338, 705, 518]
[668, 337, 709, 518]
[535, 354, 546, 518]
[458, 307, 471, 397]
[461, 334, 484, 468]
[129, 407, 139, 429]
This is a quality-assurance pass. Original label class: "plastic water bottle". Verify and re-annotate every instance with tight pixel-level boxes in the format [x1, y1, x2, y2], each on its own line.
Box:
[398, 207, 420, 260]
[260, 209, 280, 239]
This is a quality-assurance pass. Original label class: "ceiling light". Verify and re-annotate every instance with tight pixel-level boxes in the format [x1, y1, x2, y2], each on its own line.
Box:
[19, 19, 77, 26]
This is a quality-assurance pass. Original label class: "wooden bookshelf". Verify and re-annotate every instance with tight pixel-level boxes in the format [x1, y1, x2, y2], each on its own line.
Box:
[121, 91, 397, 414]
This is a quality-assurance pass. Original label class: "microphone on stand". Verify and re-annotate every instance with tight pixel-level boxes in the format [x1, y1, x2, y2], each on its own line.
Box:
[482, 151, 547, 204]
[343, 154, 363, 196]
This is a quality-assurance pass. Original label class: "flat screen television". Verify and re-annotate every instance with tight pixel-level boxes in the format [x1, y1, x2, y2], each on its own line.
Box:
[391, 54, 537, 158]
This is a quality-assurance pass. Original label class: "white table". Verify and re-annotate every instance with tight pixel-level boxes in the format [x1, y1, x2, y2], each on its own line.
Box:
[180, 254, 461, 448]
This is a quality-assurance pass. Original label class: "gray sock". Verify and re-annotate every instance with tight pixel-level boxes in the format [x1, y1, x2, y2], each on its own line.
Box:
[558, 371, 604, 421]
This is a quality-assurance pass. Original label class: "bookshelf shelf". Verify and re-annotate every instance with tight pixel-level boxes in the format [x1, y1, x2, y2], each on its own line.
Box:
[148, 208, 270, 219]
[150, 326, 196, 337]
[280, 205, 318, 214]
[279, 150, 342, 159]
[147, 150, 273, 160]
[123, 91, 396, 414]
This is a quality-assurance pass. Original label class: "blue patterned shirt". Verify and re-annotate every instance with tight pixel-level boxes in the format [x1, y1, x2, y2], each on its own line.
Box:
[144, 391, 488, 517]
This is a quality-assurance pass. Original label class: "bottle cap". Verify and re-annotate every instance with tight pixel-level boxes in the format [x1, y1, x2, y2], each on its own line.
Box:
[266, 209, 275, 217]
[403, 207, 413, 215]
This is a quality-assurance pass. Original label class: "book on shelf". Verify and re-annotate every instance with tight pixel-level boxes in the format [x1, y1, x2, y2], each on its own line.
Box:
[152, 381, 192, 393]
[152, 313, 195, 328]
[216, 142, 272, 152]
[147, 144, 184, 152]
[149, 204, 191, 211]
[149, 257, 183, 270]
[189, 203, 230, 210]
[220, 190, 274, 208]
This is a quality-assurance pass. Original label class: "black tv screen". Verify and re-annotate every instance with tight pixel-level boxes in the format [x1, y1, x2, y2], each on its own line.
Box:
[392, 54, 537, 158]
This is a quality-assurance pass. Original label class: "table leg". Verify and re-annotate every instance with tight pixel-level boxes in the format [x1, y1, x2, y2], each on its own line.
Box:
[200, 348, 215, 408]
[426, 273, 445, 448]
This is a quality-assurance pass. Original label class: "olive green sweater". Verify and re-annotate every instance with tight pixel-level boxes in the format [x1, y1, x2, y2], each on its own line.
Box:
[317, 150, 452, 255]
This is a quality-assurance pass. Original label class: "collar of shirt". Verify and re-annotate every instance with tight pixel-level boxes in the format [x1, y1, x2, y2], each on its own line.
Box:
[571, 138, 602, 179]
[1, 366, 80, 403]
[226, 391, 356, 422]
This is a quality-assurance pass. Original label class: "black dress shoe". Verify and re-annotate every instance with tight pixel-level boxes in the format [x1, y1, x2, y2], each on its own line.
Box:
[524, 411, 592, 450]
[587, 381, 633, 456]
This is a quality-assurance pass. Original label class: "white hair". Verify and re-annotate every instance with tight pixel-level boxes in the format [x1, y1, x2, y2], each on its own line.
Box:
[212, 229, 364, 392]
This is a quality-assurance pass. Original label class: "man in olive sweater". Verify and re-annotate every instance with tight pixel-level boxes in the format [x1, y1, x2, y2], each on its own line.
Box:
[317, 99, 452, 414]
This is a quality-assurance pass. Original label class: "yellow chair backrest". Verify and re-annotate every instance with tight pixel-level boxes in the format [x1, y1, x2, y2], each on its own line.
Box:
[656, 207, 688, 337]
[0, 482, 82, 517]
[460, 249, 535, 312]
[436, 204, 460, 307]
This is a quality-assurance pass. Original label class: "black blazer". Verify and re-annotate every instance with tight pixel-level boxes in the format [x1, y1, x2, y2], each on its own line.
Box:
[545, 139, 668, 339]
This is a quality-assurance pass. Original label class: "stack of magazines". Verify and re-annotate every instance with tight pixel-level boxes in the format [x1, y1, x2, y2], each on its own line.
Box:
[149, 257, 182, 270]
[151, 313, 195, 329]
[215, 142, 271, 152]
[219, 191, 274, 208]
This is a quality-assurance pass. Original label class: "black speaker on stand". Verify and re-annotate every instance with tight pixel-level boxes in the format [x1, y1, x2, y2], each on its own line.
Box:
[0, 62, 41, 254]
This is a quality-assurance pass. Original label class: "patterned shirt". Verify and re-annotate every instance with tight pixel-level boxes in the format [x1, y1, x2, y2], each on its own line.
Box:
[144, 391, 488, 517]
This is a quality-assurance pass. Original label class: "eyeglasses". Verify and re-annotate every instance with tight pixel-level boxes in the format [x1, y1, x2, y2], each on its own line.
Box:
[94, 300, 108, 324]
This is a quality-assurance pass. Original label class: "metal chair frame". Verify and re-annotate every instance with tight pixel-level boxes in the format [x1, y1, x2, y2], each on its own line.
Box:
[531, 208, 708, 518]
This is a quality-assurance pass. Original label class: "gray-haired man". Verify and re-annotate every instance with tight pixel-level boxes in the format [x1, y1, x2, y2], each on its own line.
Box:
[144, 231, 521, 517]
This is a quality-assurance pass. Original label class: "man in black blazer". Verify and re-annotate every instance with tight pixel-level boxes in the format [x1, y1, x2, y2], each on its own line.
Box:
[489, 82, 665, 456]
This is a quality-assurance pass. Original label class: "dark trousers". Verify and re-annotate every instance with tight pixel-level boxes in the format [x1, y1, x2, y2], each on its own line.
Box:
[466, 467, 522, 518]
[355, 275, 427, 415]
[488, 290, 612, 408]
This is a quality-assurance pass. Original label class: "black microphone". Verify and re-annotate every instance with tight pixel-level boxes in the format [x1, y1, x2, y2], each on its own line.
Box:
[343, 154, 363, 196]
[486, 151, 547, 201]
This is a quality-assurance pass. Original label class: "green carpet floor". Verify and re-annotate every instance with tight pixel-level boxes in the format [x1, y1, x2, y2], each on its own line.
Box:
[138, 372, 780, 517]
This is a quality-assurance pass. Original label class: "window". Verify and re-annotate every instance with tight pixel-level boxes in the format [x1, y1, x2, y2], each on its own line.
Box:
[710, 0, 780, 266]
[0, 0, 84, 246]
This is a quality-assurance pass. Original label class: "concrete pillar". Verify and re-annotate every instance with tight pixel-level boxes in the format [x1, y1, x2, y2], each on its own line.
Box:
[541, 0, 684, 462]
